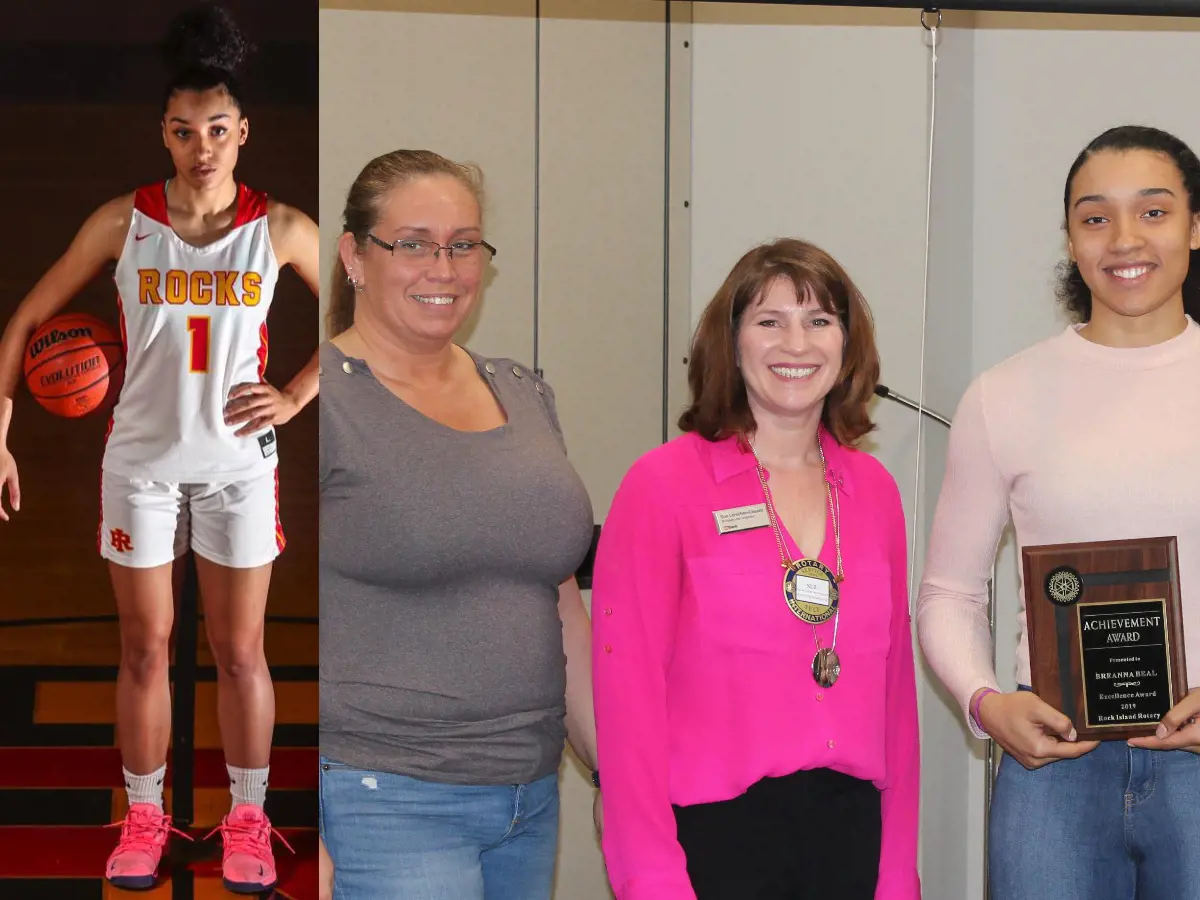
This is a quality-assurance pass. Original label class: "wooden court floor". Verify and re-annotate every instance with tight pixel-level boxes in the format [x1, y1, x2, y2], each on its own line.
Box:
[0, 617, 318, 899]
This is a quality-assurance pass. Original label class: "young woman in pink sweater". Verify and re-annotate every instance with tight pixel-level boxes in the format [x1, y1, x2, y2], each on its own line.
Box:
[592, 239, 920, 900]
[918, 125, 1200, 900]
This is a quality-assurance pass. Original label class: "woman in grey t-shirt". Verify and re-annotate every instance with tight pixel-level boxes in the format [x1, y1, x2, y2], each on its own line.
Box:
[317, 149, 598, 900]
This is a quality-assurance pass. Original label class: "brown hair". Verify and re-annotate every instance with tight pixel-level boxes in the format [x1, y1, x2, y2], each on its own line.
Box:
[679, 238, 880, 446]
[326, 149, 484, 337]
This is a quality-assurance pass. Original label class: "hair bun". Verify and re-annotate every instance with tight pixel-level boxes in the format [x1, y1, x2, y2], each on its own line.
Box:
[161, 3, 253, 77]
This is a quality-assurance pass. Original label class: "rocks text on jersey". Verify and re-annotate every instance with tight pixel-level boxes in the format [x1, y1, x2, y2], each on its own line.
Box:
[138, 269, 263, 307]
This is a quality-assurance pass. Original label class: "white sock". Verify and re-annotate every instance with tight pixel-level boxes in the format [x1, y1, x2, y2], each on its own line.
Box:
[227, 764, 269, 810]
[124, 765, 166, 810]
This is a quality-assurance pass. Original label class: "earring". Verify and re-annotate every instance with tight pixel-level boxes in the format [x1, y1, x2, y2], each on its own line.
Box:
[346, 273, 364, 292]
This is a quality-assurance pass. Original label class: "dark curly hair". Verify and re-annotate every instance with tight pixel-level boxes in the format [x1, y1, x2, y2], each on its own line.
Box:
[1056, 125, 1200, 322]
[160, 3, 254, 115]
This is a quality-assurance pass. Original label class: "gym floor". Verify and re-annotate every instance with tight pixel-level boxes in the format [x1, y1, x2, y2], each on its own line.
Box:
[0, 615, 319, 899]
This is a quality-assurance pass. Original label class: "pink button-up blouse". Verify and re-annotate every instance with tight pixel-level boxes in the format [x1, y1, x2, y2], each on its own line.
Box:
[591, 429, 920, 900]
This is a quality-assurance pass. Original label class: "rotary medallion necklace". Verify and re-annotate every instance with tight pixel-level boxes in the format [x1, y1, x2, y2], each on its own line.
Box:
[748, 435, 845, 688]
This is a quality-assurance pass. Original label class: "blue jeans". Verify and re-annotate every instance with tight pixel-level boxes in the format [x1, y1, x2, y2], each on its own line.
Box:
[989, 739, 1200, 900]
[319, 756, 560, 900]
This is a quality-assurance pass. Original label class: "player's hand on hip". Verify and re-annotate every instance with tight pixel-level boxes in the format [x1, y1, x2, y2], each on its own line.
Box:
[1127, 688, 1200, 754]
[976, 689, 1100, 769]
[0, 449, 19, 521]
[224, 382, 300, 436]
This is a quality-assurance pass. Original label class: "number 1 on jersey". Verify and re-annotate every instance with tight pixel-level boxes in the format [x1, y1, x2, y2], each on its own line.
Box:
[187, 316, 211, 373]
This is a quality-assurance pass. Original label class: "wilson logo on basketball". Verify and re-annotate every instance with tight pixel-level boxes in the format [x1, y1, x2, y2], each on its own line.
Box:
[27, 326, 94, 360]
[138, 269, 263, 307]
[22, 313, 122, 419]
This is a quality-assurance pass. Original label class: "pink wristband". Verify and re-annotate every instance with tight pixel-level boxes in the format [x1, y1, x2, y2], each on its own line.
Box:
[971, 688, 999, 730]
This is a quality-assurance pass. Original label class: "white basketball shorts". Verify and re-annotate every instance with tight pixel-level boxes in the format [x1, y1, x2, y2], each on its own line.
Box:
[98, 468, 286, 569]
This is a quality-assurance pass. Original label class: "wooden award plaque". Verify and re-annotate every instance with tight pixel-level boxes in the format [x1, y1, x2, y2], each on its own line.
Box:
[1021, 536, 1188, 741]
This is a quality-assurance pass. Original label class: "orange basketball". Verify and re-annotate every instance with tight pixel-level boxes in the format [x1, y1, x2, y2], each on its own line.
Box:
[23, 313, 125, 418]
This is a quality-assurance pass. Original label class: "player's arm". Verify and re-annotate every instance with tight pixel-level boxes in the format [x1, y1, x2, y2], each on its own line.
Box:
[0, 195, 130, 443]
[268, 200, 320, 297]
[0, 194, 131, 517]
[224, 201, 319, 436]
[267, 199, 319, 411]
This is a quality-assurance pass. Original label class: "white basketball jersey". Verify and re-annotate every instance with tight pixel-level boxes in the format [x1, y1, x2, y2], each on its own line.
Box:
[103, 182, 281, 482]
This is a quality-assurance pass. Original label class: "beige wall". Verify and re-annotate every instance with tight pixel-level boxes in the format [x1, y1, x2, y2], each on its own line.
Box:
[322, 4, 1200, 898]
[319, 2, 682, 897]
[690, 6, 1200, 900]
[318, 1, 537, 358]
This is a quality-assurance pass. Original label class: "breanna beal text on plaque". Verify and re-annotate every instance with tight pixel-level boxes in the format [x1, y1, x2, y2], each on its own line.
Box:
[1078, 599, 1173, 728]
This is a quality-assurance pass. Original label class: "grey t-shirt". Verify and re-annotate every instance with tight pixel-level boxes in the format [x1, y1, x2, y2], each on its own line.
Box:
[318, 341, 594, 785]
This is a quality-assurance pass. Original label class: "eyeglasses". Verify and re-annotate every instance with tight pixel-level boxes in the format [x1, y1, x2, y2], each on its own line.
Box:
[367, 234, 497, 267]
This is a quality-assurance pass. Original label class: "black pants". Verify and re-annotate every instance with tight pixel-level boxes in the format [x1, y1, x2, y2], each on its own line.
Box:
[673, 767, 882, 900]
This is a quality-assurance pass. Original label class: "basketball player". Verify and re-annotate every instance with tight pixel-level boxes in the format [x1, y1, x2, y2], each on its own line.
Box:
[0, 5, 317, 893]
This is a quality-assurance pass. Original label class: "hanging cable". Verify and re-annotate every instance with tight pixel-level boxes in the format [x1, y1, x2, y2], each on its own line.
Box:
[908, 7, 940, 612]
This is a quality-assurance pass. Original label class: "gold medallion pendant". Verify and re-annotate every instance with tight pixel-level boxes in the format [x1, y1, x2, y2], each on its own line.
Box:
[748, 433, 848, 688]
[783, 558, 839, 624]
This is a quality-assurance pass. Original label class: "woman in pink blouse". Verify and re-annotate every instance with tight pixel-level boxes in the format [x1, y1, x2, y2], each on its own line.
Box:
[591, 239, 921, 900]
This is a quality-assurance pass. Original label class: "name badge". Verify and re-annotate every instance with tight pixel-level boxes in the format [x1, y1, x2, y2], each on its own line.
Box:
[713, 503, 770, 535]
[791, 575, 831, 607]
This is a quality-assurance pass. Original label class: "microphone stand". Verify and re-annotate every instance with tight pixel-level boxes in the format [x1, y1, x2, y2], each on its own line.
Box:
[874, 382, 997, 900]
[873, 383, 952, 428]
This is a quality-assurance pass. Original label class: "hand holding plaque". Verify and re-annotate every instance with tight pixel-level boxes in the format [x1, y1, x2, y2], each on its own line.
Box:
[1126, 687, 1200, 753]
[973, 689, 1099, 769]
[1022, 537, 1189, 742]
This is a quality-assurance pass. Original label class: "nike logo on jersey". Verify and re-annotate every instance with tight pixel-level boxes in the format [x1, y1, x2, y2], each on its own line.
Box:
[135, 233, 152, 241]
[138, 269, 263, 307]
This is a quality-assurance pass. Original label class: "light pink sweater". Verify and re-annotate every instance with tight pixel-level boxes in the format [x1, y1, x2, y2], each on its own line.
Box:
[917, 318, 1200, 735]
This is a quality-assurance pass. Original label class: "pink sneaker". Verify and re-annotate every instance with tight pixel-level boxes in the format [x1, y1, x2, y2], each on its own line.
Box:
[207, 804, 293, 894]
[104, 802, 189, 890]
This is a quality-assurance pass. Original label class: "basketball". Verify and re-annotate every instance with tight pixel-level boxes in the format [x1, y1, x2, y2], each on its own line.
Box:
[23, 313, 124, 418]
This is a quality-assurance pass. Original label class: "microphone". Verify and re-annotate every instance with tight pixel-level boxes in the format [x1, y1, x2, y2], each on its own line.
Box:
[873, 383, 952, 429]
